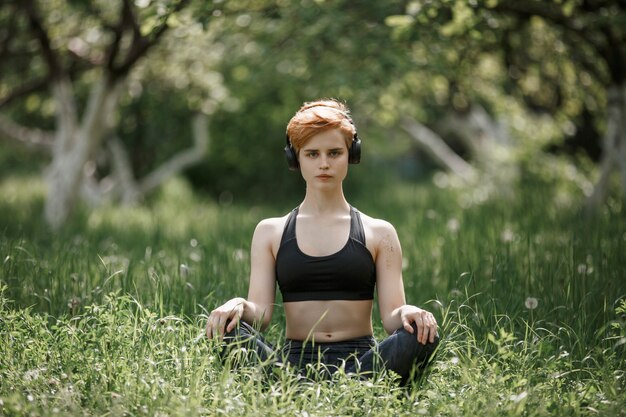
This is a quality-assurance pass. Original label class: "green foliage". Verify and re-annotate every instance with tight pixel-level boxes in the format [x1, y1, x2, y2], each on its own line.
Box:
[185, 0, 411, 199]
[0, 289, 213, 415]
[1, 171, 625, 414]
[1, 0, 626, 408]
[2, 0, 622, 206]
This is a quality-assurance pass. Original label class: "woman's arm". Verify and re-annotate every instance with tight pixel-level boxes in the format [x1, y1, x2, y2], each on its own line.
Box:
[206, 218, 278, 340]
[373, 219, 438, 345]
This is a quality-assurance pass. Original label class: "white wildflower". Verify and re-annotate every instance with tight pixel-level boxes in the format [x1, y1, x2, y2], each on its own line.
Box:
[501, 228, 515, 243]
[179, 264, 190, 278]
[525, 297, 538, 310]
[402, 257, 409, 270]
[510, 391, 528, 403]
[233, 249, 247, 262]
[446, 218, 460, 233]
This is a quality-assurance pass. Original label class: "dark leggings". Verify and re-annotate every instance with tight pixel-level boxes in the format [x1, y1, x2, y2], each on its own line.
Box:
[221, 321, 439, 386]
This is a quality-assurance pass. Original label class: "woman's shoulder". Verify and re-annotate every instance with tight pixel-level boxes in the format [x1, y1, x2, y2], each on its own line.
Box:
[252, 211, 294, 255]
[253, 211, 293, 238]
[355, 209, 400, 249]
[356, 210, 397, 234]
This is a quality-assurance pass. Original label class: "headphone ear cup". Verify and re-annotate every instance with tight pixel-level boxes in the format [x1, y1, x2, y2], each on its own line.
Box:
[284, 143, 300, 171]
[349, 135, 361, 164]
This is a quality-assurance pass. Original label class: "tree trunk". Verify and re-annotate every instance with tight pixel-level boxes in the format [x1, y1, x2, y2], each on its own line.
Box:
[81, 113, 210, 206]
[400, 116, 477, 182]
[436, 105, 519, 195]
[436, 104, 512, 161]
[586, 83, 626, 210]
[0, 114, 53, 150]
[44, 78, 121, 229]
[136, 113, 209, 197]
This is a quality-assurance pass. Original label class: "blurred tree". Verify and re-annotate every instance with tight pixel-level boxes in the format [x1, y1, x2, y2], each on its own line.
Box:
[0, 0, 408, 223]
[489, 0, 626, 208]
[2, 0, 621, 225]
[0, 0, 218, 229]
[186, 0, 410, 200]
[369, 1, 534, 194]
[383, 0, 625, 205]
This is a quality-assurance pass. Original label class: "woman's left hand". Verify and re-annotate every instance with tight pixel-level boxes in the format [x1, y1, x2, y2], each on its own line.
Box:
[400, 305, 438, 345]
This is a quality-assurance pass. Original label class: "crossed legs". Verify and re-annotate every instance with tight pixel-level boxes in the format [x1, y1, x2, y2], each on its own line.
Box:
[220, 321, 439, 385]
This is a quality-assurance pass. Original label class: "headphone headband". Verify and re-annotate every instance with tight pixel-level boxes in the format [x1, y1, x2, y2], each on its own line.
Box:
[284, 103, 362, 171]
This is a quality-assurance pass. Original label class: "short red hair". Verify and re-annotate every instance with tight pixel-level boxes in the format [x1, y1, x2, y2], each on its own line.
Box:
[286, 99, 356, 153]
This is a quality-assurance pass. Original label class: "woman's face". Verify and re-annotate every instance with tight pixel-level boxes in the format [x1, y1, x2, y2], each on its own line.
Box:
[298, 128, 350, 188]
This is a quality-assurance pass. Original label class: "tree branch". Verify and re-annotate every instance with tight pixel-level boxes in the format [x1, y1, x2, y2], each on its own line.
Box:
[0, 6, 17, 64]
[601, 25, 626, 84]
[137, 113, 209, 195]
[495, 0, 614, 85]
[0, 77, 49, 109]
[107, 135, 140, 204]
[494, 0, 612, 53]
[0, 56, 94, 110]
[105, 0, 137, 72]
[400, 116, 476, 181]
[585, 84, 625, 209]
[581, 0, 614, 13]
[495, 0, 576, 28]
[0, 113, 54, 150]
[80, 78, 122, 153]
[20, 0, 63, 79]
[88, 114, 209, 205]
[110, 0, 191, 81]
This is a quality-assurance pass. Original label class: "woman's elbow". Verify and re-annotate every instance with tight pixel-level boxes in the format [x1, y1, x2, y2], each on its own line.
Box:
[256, 306, 273, 331]
[381, 318, 399, 335]
[258, 316, 272, 331]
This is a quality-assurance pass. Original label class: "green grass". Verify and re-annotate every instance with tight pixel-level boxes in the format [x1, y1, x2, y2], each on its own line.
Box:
[1, 174, 625, 416]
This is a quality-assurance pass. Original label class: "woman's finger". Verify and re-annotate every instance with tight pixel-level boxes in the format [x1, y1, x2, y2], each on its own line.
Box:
[419, 314, 436, 343]
[402, 317, 414, 333]
[206, 317, 214, 339]
[226, 315, 239, 333]
[420, 314, 436, 344]
[206, 313, 223, 339]
[414, 316, 426, 344]
[428, 316, 437, 343]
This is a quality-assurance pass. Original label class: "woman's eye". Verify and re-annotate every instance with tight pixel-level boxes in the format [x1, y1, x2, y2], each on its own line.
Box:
[306, 152, 318, 158]
[329, 151, 342, 157]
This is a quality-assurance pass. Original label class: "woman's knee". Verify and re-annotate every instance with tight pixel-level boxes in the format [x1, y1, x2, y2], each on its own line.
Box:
[396, 323, 440, 348]
[223, 319, 256, 340]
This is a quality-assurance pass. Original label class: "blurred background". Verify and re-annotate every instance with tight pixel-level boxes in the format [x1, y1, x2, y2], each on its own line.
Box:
[2, 5, 625, 413]
[0, 0, 624, 229]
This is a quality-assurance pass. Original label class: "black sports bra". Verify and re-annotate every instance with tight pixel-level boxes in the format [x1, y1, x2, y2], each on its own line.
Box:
[275, 206, 376, 302]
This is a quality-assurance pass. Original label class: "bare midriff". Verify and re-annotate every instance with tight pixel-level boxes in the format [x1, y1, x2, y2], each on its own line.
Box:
[284, 299, 374, 342]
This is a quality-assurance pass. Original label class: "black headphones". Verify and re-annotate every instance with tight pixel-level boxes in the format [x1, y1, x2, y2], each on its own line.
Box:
[284, 133, 361, 171]
[284, 104, 362, 171]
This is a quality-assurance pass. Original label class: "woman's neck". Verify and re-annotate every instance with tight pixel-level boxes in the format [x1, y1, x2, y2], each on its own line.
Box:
[300, 188, 349, 215]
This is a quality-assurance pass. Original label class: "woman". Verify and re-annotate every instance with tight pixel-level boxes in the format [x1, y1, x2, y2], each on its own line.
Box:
[206, 99, 439, 385]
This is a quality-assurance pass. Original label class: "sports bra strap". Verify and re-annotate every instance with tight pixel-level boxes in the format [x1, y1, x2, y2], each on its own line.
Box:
[349, 206, 366, 245]
[279, 207, 299, 246]
[279, 205, 366, 247]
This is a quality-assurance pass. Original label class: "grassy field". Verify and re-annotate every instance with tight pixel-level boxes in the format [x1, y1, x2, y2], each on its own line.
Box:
[1, 174, 625, 416]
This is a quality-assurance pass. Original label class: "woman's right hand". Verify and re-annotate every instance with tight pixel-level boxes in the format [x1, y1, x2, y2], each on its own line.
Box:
[206, 297, 246, 341]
